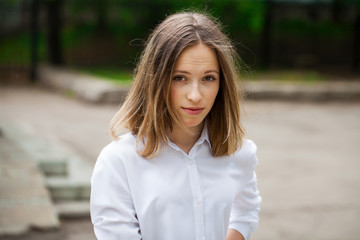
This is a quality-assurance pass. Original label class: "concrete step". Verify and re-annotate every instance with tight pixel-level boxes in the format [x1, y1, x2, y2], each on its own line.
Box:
[0, 122, 93, 227]
[0, 130, 60, 236]
[1, 124, 68, 177]
[47, 177, 91, 201]
[55, 201, 90, 218]
[46, 152, 93, 202]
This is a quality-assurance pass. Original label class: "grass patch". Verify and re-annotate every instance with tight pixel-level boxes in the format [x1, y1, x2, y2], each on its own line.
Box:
[64, 89, 75, 98]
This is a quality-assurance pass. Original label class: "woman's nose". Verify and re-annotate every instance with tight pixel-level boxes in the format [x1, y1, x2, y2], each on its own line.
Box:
[187, 82, 201, 103]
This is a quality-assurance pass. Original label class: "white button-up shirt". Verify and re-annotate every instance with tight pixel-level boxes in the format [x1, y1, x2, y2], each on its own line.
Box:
[90, 128, 261, 240]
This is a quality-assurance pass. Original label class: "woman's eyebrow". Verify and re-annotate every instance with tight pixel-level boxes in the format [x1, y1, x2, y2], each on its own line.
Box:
[173, 70, 219, 74]
[204, 70, 219, 74]
[173, 70, 190, 74]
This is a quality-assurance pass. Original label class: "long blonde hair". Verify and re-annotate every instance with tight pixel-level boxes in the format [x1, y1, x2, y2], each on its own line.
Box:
[110, 11, 245, 158]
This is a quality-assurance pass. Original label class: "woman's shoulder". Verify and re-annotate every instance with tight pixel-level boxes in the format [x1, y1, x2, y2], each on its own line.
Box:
[92, 132, 139, 184]
[98, 132, 138, 163]
[236, 138, 257, 158]
[230, 138, 258, 168]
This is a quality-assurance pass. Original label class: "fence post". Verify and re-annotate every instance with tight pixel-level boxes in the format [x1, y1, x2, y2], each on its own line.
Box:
[353, 9, 360, 73]
[47, 0, 64, 65]
[30, 0, 39, 82]
[260, 0, 274, 69]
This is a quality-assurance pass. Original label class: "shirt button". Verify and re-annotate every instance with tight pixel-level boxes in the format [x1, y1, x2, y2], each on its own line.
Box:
[187, 159, 193, 165]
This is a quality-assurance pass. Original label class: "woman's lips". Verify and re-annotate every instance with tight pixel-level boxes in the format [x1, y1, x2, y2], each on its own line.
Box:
[182, 107, 204, 115]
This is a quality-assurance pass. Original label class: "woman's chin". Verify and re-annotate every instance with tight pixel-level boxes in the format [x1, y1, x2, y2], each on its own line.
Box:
[184, 121, 204, 129]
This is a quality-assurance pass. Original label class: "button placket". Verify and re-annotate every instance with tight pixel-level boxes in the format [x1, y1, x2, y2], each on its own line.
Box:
[195, 196, 202, 204]
[185, 155, 205, 240]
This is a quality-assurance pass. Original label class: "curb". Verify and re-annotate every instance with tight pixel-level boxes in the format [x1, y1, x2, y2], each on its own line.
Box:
[38, 65, 129, 104]
[244, 80, 360, 101]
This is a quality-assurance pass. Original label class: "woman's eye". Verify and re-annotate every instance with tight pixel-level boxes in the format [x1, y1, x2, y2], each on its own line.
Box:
[173, 76, 186, 81]
[203, 76, 216, 82]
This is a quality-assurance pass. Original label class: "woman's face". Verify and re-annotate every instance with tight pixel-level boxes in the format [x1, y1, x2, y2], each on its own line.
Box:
[170, 43, 220, 131]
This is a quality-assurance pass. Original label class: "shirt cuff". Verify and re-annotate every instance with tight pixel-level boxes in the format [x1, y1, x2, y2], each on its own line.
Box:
[228, 222, 251, 240]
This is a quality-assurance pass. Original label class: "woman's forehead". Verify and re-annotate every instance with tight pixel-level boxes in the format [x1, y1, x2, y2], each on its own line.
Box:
[174, 44, 219, 72]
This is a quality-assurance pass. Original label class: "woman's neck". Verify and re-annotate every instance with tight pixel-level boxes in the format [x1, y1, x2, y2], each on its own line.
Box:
[167, 122, 204, 155]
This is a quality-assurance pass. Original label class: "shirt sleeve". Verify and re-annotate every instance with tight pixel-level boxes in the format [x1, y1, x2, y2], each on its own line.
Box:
[90, 150, 141, 240]
[228, 141, 262, 240]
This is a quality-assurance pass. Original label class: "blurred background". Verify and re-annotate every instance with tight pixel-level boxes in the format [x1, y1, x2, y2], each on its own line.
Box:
[1, 0, 360, 240]
[1, 0, 359, 82]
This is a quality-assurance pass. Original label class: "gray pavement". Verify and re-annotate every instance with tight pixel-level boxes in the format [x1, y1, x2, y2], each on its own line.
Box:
[0, 85, 360, 240]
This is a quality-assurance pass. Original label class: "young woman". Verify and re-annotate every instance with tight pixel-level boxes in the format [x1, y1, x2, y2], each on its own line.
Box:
[90, 12, 261, 240]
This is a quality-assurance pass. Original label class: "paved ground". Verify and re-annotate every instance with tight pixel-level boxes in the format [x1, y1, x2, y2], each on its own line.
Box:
[0, 219, 94, 240]
[0, 86, 359, 240]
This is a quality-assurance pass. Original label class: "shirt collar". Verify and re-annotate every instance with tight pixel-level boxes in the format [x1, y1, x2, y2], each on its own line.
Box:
[166, 123, 211, 151]
[196, 123, 210, 147]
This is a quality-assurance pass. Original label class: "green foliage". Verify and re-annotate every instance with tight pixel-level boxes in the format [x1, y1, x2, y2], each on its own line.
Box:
[1, 0, 17, 7]
[210, 0, 265, 34]
[62, 23, 97, 49]
[0, 0, 357, 72]
[274, 18, 352, 39]
[0, 32, 46, 65]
